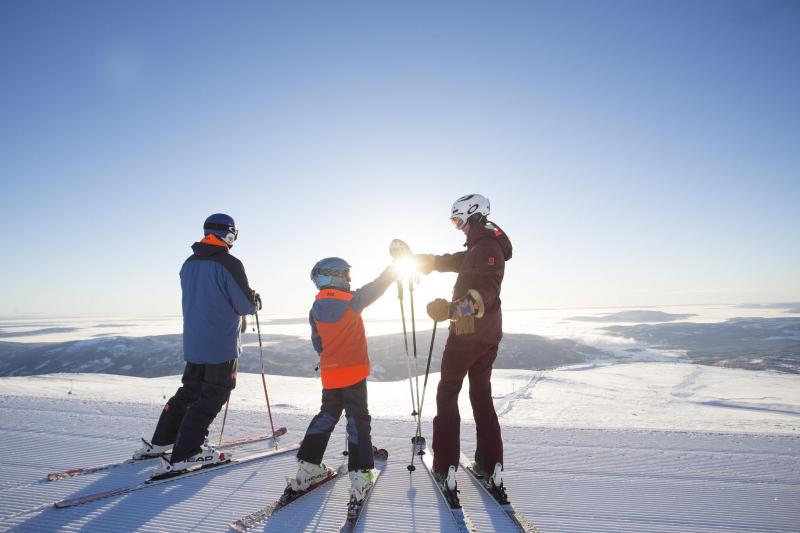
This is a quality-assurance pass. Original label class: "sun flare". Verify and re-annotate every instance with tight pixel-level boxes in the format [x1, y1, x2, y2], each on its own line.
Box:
[394, 256, 417, 279]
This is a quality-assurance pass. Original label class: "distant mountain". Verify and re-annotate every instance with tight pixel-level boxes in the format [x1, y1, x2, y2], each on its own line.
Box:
[604, 317, 800, 374]
[736, 302, 800, 314]
[568, 310, 697, 323]
[0, 331, 607, 380]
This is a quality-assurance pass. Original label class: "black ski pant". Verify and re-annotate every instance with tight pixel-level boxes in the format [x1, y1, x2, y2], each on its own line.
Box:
[297, 379, 373, 472]
[151, 359, 237, 463]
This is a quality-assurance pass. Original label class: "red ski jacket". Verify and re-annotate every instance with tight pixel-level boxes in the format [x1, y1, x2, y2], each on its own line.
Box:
[432, 221, 513, 344]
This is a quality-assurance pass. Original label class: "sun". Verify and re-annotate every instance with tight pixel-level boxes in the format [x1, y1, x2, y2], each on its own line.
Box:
[394, 256, 417, 279]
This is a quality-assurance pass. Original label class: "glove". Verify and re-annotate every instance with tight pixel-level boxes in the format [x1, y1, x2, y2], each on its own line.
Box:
[426, 298, 451, 322]
[415, 254, 435, 275]
[452, 289, 485, 319]
[390, 239, 413, 260]
[240, 315, 247, 333]
[254, 292, 262, 311]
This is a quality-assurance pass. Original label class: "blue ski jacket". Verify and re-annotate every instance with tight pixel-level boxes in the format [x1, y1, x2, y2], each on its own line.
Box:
[180, 234, 257, 364]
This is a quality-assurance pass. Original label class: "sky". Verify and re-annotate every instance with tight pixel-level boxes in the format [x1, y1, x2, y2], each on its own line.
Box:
[1, 0, 799, 318]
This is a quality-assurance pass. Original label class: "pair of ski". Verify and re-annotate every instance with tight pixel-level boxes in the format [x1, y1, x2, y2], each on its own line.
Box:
[47, 427, 287, 481]
[53, 428, 291, 509]
[418, 450, 539, 533]
[229, 446, 389, 532]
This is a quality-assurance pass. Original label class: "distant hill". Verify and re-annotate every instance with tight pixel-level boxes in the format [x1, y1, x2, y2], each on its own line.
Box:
[0, 331, 606, 380]
[604, 317, 800, 374]
[568, 310, 697, 323]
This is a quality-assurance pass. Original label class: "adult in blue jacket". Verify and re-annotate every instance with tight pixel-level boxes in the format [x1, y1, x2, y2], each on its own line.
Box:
[135, 214, 259, 472]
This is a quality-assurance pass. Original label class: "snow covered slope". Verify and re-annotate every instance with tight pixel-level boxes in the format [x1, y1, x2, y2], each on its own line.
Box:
[1, 364, 798, 532]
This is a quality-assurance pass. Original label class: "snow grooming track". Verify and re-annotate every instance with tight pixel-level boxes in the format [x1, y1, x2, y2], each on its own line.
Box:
[229, 458, 347, 532]
[495, 373, 542, 418]
[459, 452, 539, 532]
[47, 428, 287, 481]
[419, 450, 478, 533]
[54, 443, 300, 509]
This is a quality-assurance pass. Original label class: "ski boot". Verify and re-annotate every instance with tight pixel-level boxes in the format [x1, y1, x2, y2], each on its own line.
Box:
[151, 444, 228, 479]
[132, 438, 172, 460]
[486, 462, 509, 504]
[347, 468, 377, 519]
[434, 465, 461, 508]
[282, 460, 331, 500]
[470, 461, 509, 504]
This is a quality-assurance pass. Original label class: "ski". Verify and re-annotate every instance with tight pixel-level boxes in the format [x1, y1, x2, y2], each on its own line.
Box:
[229, 459, 347, 532]
[339, 446, 389, 533]
[419, 451, 478, 533]
[53, 443, 299, 509]
[459, 453, 539, 533]
[47, 428, 287, 481]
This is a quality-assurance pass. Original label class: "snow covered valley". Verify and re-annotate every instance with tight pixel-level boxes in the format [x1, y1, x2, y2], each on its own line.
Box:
[1, 364, 798, 532]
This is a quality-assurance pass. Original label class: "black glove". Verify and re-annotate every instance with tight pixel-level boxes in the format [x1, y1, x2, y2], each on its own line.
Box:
[426, 298, 451, 322]
[415, 254, 436, 275]
[254, 292, 262, 311]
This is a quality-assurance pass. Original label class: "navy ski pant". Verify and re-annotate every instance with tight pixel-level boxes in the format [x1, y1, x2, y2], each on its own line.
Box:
[432, 334, 503, 475]
[297, 379, 373, 472]
[151, 359, 237, 463]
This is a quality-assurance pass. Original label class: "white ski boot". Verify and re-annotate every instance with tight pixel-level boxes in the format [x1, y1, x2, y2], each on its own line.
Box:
[485, 463, 508, 504]
[285, 460, 330, 493]
[132, 438, 172, 460]
[151, 444, 228, 478]
[348, 468, 377, 503]
[434, 465, 461, 508]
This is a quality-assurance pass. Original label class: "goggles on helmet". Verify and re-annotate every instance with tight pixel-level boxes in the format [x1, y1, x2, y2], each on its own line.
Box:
[204, 222, 238, 242]
[451, 216, 465, 229]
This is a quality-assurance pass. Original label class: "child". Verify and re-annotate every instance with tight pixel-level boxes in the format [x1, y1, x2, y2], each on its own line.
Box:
[283, 257, 398, 506]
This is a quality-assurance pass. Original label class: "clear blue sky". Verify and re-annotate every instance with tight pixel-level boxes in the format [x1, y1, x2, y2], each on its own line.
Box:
[1, 0, 798, 317]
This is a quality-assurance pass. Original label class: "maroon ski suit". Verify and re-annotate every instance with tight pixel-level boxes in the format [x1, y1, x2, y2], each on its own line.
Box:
[430, 221, 513, 475]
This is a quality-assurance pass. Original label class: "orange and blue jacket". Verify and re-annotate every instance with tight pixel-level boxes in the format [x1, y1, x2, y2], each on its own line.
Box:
[309, 268, 397, 389]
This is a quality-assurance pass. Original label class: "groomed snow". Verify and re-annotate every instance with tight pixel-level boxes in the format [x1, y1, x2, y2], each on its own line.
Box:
[1, 363, 798, 532]
[2, 363, 798, 434]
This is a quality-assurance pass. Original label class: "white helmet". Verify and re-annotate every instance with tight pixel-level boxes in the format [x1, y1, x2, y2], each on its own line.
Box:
[450, 194, 490, 229]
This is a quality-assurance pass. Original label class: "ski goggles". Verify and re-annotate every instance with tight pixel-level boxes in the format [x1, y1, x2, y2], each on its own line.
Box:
[451, 216, 465, 229]
[312, 267, 351, 282]
[204, 223, 238, 241]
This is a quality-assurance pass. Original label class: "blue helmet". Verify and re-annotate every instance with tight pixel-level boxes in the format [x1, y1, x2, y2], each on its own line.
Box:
[311, 257, 351, 290]
[203, 213, 238, 246]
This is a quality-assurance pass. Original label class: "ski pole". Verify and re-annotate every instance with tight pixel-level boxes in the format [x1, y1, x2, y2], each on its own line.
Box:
[408, 320, 438, 471]
[218, 397, 230, 447]
[398, 281, 418, 419]
[415, 320, 438, 439]
[255, 310, 278, 445]
[409, 276, 421, 420]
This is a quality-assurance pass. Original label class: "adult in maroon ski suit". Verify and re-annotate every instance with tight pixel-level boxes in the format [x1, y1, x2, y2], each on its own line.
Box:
[417, 217, 512, 476]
